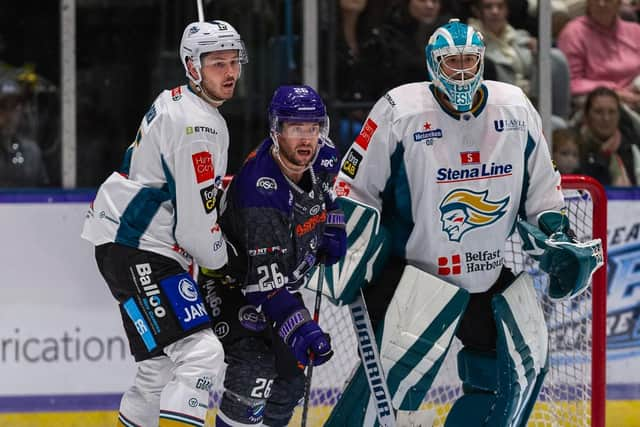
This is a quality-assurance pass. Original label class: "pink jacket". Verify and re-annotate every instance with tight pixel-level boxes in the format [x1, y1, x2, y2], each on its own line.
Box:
[557, 15, 640, 96]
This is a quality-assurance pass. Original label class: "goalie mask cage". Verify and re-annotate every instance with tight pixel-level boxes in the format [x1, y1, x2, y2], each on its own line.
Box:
[295, 174, 607, 427]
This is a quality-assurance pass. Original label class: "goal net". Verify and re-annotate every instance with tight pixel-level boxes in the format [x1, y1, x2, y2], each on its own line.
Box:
[294, 175, 607, 427]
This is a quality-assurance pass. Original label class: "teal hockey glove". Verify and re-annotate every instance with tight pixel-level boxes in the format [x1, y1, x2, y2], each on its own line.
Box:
[517, 218, 604, 300]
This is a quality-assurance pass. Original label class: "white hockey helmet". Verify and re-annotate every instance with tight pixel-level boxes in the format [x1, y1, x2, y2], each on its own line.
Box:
[179, 20, 248, 86]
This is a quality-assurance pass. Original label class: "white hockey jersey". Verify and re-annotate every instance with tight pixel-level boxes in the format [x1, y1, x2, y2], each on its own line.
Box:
[81, 85, 228, 271]
[335, 81, 564, 293]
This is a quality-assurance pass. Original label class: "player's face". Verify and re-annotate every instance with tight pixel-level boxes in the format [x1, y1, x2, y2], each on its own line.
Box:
[586, 94, 619, 141]
[277, 122, 321, 167]
[441, 54, 480, 81]
[199, 50, 241, 100]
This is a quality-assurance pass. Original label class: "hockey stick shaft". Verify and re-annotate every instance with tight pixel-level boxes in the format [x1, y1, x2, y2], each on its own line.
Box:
[349, 290, 397, 427]
[301, 262, 325, 427]
[196, 0, 204, 22]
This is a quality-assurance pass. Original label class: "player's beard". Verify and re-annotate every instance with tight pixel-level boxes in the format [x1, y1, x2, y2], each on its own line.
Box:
[280, 143, 315, 168]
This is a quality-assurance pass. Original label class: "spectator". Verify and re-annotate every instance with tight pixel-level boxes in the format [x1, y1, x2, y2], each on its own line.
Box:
[557, 0, 640, 112]
[332, 0, 381, 155]
[336, 0, 379, 103]
[452, 0, 537, 34]
[552, 127, 582, 174]
[0, 72, 48, 187]
[469, 0, 537, 96]
[620, 0, 640, 21]
[361, 0, 454, 96]
[580, 86, 640, 186]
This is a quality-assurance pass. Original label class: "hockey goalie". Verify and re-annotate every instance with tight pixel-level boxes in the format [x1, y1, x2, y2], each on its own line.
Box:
[308, 19, 604, 427]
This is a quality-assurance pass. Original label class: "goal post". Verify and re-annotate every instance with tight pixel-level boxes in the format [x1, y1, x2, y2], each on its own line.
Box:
[561, 174, 607, 427]
[296, 174, 607, 427]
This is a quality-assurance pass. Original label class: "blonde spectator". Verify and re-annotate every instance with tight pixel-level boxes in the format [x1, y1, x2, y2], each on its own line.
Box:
[557, 0, 640, 112]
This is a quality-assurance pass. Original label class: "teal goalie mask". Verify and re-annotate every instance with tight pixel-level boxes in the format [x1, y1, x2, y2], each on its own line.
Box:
[425, 19, 485, 112]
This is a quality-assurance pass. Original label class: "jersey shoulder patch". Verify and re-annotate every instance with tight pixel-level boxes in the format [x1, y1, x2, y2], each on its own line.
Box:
[232, 141, 291, 213]
[314, 142, 340, 174]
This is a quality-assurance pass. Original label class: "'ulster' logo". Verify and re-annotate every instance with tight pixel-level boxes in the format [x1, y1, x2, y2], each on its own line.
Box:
[439, 189, 509, 242]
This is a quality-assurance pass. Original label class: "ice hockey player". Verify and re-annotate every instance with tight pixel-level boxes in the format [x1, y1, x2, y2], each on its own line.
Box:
[81, 20, 247, 427]
[198, 84, 346, 426]
[324, 18, 603, 427]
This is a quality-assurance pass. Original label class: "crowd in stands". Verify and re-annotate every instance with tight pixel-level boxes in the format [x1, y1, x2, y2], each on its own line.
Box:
[0, 0, 639, 188]
[334, 0, 640, 187]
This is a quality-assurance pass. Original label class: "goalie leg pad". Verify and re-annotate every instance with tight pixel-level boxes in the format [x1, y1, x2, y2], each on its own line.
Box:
[381, 265, 470, 410]
[325, 265, 469, 426]
[446, 273, 549, 427]
[306, 196, 391, 304]
[492, 272, 549, 427]
[444, 349, 500, 427]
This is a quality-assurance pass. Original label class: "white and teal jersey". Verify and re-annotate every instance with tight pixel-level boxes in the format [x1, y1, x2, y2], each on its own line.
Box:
[335, 80, 564, 294]
[82, 85, 228, 271]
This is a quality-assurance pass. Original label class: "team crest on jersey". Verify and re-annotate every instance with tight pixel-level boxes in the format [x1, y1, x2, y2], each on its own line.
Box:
[256, 177, 278, 194]
[439, 189, 509, 242]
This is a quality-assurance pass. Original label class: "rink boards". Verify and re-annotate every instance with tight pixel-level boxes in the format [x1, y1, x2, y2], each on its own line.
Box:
[2, 189, 640, 426]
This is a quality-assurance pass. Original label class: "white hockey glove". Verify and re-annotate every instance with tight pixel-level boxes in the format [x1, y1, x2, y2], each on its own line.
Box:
[517, 212, 604, 300]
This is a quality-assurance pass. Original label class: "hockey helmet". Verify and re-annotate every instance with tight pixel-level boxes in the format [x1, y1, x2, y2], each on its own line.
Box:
[426, 19, 485, 112]
[180, 20, 248, 86]
[268, 85, 329, 138]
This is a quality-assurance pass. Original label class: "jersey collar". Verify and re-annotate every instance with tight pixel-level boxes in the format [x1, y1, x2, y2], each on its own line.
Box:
[429, 84, 488, 121]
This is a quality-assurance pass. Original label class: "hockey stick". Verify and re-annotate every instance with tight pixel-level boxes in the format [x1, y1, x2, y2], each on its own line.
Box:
[196, 0, 205, 22]
[301, 261, 325, 427]
[349, 290, 397, 427]
[349, 290, 436, 427]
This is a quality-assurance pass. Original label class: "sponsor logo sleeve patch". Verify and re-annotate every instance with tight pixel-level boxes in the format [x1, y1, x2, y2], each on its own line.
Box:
[341, 149, 363, 179]
[192, 151, 214, 183]
[200, 184, 217, 214]
[355, 118, 378, 150]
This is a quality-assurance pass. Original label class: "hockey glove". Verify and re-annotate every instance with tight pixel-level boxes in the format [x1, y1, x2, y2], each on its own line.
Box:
[319, 210, 347, 266]
[517, 218, 604, 301]
[262, 288, 333, 366]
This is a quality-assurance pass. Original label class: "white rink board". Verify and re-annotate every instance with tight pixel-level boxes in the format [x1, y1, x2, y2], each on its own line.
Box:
[0, 198, 136, 395]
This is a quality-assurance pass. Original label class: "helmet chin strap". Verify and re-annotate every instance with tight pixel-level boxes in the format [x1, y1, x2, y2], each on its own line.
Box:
[193, 82, 225, 108]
